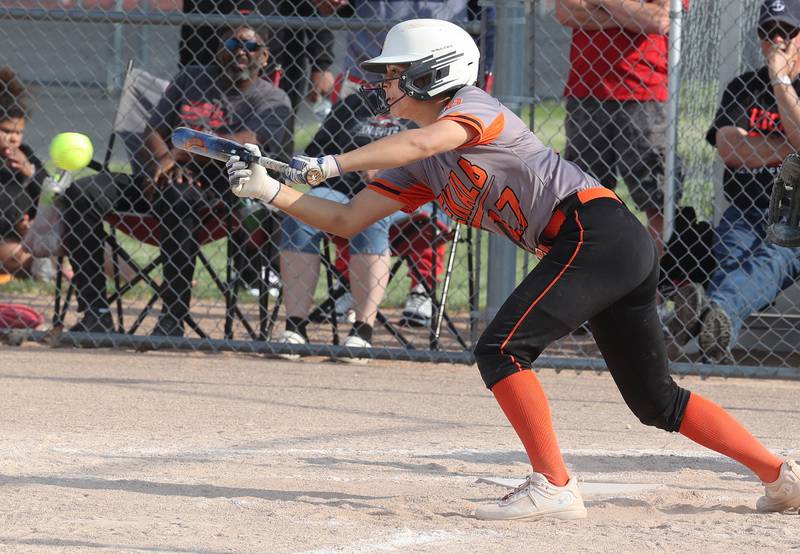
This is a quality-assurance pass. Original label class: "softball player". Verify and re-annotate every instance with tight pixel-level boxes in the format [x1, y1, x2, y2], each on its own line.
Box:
[226, 19, 800, 520]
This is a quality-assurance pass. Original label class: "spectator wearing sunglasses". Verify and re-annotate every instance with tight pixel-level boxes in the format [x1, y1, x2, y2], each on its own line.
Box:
[180, 1, 337, 109]
[672, 0, 800, 363]
[62, 25, 292, 336]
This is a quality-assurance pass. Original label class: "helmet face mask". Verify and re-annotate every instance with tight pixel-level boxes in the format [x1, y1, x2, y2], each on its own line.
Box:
[358, 78, 394, 116]
[358, 50, 466, 116]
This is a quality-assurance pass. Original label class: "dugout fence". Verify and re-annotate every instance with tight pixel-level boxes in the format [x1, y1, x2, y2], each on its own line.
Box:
[0, 0, 798, 377]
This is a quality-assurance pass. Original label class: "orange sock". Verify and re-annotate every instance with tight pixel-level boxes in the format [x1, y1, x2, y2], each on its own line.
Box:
[679, 392, 783, 483]
[491, 370, 570, 486]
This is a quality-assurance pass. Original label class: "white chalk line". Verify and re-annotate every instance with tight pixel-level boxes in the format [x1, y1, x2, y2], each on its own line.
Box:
[293, 528, 498, 554]
[39, 445, 750, 460]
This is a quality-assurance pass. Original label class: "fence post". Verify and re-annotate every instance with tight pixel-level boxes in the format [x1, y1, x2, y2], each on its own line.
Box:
[663, 0, 684, 244]
[108, 0, 124, 95]
[485, 0, 527, 320]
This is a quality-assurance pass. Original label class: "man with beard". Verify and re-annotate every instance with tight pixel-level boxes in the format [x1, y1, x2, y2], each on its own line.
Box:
[62, 25, 291, 336]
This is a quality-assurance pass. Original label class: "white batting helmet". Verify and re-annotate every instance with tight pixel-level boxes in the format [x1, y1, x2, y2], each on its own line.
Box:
[358, 19, 481, 114]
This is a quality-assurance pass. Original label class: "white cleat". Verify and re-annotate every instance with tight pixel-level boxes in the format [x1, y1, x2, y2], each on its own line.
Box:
[274, 330, 306, 361]
[475, 473, 587, 521]
[757, 459, 800, 513]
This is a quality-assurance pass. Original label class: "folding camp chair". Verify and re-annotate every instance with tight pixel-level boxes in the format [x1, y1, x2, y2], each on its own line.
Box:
[311, 208, 473, 351]
[52, 62, 280, 341]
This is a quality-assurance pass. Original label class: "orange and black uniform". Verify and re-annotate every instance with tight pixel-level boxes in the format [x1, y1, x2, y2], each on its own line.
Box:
[368, 86, 689, 431]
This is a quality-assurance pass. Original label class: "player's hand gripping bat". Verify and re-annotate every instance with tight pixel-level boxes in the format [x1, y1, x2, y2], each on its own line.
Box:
[171, 127, 325, 186]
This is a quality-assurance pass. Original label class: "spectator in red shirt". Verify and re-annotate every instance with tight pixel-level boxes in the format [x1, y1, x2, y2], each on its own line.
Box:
[555, 0, 687, 255]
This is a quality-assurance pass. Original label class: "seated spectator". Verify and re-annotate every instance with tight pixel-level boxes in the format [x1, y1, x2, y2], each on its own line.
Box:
[330, 201, 451, 328]
[324, 0, 471, 325]
[672, 0, 800, 363]
[555, 0, 686, 256]
[62, 25, 292, 336]
[388, 205, 451, 327]
[0, 67, 49, 279]
[181, 1, 336, 113]
[276, 92, 412, 361]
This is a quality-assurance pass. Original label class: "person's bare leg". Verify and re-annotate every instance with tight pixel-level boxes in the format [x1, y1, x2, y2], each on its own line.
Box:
[646, 209, 665, 259]
[280, 250, 320, 319]
[349, 253, 390, 326]
[102, 242, 135, 283]
[0, 240, 33, 275]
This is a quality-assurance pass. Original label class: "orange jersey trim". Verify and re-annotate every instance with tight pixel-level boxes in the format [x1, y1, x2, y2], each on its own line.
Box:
[440, 111, 484, 133]
[440, 112, 484, 145]
[464, 112, 505, 147]
[442, 111, 505, 148]
[368, 178, 435, 214]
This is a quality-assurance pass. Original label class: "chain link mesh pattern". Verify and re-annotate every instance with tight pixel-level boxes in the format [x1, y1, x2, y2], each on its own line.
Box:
[0, 0, 798, 374]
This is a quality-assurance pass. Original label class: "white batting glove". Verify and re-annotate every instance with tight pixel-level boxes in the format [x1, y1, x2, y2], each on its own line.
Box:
[285, 154, 342, 186]
[226, 143, 281, 205]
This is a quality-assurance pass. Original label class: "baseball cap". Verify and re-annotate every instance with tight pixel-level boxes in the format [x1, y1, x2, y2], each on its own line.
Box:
[759, 0, 800, 29]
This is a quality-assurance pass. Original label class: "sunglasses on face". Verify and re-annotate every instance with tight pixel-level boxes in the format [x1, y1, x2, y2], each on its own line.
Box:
[758, 21, 800, 41]
[223, 38, 265, 52]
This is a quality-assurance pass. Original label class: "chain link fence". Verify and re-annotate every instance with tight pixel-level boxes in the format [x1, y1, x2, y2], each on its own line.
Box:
[0, 0, 798, 376]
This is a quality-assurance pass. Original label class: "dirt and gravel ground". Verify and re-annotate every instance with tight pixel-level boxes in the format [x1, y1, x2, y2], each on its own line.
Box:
[0, 345, 798, 553]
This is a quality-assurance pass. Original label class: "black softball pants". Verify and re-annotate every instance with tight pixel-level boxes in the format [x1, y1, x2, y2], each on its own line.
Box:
[473, 192, 690, 432]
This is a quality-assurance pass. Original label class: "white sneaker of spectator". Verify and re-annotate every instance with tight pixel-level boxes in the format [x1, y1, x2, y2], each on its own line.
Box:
[274, 330, 306, 361]
[399, 284, 432, 328]
[268, 269, 281, 298]
[335, 333, 371, 365]
[335, 290, 356, 324]
[31, 256, 56, 282]
[247, 269, 281, 299]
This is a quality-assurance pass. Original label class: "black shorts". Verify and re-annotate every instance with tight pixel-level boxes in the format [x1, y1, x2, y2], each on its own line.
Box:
[474, 189, 688, 431]
[563, 97, 682, 213]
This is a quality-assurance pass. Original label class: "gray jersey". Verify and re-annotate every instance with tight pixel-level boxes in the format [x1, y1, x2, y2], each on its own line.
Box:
[367, 86, 600, 252]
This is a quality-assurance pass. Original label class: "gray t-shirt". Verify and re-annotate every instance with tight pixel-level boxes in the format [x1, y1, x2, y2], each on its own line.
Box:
[149, 64, 292, 188]
[367, 86, 600, 252]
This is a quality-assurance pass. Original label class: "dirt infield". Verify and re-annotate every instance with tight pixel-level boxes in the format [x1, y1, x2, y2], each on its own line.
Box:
[1, 345, 798, 553]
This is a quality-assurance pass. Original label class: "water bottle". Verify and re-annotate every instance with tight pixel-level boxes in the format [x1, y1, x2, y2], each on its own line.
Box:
[39, 170, 72, 208]
[29, 170, 72, 280]
[311, 97, 333, 122]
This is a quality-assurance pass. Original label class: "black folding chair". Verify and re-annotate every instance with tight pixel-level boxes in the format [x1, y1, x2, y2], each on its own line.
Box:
[52, 62, 280, 341]
[311, 210, 473, 351]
